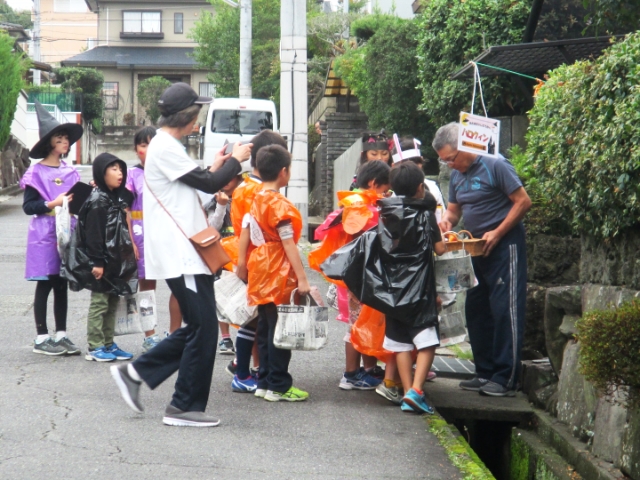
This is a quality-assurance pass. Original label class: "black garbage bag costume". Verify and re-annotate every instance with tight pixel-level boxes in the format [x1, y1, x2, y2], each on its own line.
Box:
[62, 153, 137, 295]
[321, 195, 439, 330]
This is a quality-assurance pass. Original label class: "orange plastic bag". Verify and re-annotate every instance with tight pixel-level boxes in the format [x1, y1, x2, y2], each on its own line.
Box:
[247, 189, 303, 306]
[230, 176, 262, 235]
[351, 304, 392, 363]
[308, 227, 350, 288]
[221, 236, 239, 270]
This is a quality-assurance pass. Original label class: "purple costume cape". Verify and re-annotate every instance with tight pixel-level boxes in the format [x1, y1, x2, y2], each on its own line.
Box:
[20, 161, 80, 279]
[126, 166, 145, 278]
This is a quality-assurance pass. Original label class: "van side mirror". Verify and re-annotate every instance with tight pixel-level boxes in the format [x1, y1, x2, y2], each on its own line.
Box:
[199, 126, 205, 136]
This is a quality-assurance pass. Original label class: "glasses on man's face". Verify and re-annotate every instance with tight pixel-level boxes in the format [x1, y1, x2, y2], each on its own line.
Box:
[438, 151, 460, 166]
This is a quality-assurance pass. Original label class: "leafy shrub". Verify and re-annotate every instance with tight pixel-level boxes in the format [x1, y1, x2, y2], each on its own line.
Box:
[137, 76, 171, 124]
[415, 0, 531, 128]
[54, 67, 104, 123]
[524, 32, 640, 239]
[0, 32, 29, 151]
[577, 300, 640, 407]
[509, 145, 571, 236]
[336, 15, 430, 138]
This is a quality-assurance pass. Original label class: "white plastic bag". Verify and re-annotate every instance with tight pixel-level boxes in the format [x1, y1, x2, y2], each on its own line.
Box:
[274, 289, 329, 351]
[439, 291, 468, 347]
[435, 250, 478, 294]
[55, 196, 71, 256]
[114, 290, 158, 336]
[214, 270, 257, 327]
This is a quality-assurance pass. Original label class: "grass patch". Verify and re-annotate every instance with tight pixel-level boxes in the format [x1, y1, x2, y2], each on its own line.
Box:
[449, 344, 474, 361]
[425, 416, 494, 480]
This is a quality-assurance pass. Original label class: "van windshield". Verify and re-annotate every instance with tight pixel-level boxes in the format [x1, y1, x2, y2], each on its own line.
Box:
[210, 110, 273, 135]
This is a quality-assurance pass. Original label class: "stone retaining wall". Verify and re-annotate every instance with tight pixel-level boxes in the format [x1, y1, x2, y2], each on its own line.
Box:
[0, 135, 30, 189]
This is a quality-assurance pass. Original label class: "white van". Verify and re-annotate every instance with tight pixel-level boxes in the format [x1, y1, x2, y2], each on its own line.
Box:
[201, 98, 278, 167]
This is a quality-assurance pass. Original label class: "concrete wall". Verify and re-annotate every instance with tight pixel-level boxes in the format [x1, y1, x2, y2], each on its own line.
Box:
[10, 90, 29, 149]
[332, 138, 362, 209]
[96, 1, 213, 48]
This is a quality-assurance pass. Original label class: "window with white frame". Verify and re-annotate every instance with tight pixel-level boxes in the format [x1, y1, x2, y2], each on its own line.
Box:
[102, 82, 119, 110]
[174, 13, 184, 34]
[123, 11, 162, 33]
[54, 0, 87, 12]
[199, 83, 216, 98]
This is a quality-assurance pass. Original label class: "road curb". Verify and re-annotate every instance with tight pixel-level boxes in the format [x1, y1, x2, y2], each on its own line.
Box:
[0, 184, 21, 198]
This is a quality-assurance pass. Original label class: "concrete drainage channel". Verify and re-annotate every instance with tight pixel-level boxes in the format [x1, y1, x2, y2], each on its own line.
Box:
[426, 374, 625, 479]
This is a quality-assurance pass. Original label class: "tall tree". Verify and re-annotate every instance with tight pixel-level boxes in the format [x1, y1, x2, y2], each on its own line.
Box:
[0, 1, 33, 29]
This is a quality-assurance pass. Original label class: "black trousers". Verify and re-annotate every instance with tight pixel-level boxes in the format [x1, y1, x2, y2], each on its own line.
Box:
[133, 274, 218, 412]
[256, 303, 292, 393]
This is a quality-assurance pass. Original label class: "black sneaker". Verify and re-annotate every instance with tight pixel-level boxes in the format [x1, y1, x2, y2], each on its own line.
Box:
[110, 364, 144, 413]
[459, 376, 489, 392]
[479, 381, 516, 397]
[59, 337, 81, 356]
[368, 365, 385, 380]
[163, 405, 220, 427]
[218, 338, 235, 355]
[225, 359, 237, 376]
[33, 337, 66, 356]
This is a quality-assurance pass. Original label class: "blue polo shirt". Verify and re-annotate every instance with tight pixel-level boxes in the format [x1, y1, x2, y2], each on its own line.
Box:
[448, 154, 523, 237]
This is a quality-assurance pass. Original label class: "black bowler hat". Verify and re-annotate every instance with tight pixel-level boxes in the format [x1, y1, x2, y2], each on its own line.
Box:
[29, 101, 84, 159]
[157, 82, 213, 116]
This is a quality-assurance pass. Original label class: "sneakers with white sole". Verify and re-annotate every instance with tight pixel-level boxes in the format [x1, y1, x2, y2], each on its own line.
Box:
[162, 405, 220, 427]
[110, 364, 144, 413]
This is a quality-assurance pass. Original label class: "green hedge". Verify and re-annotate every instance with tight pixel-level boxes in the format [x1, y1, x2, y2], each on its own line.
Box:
[524, 32, 640, 239]
[0, 32, 29, 151]
[577, 300, 640, 407]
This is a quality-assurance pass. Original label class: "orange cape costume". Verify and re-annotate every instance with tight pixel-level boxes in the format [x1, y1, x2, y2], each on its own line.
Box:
[247, 189, 303, 306]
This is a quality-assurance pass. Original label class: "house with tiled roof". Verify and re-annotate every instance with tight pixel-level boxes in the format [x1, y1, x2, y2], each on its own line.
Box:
[62, 0, 215, 125]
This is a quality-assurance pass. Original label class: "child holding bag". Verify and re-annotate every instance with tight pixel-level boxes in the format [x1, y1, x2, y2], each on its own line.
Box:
[245, 145, 311, 402]
[21, 101, 83, 356]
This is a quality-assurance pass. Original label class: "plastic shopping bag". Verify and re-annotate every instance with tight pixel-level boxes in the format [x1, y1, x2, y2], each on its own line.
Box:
[435, 250, 478, 294]
[274, 289, 328, 351]
[214, 270, 258, 327]
[350, 304, 392, 363]
[114, 290, 157, 336]
[326, 284, 350, 324]
[439, 292, 468, 347]
[55, 196, 71, 256]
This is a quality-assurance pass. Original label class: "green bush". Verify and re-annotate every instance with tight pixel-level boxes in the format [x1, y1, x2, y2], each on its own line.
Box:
[336, 15, 430, 138]
[524, 32, 640, 239]
[137, 76, 171, 124]
[415, 0, 531, 128]
[577, 300, 640, 407]
[54, 67, 104, 123]
[0, 31, 29, 151]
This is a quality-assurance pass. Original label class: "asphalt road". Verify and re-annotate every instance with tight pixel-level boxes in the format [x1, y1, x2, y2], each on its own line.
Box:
[0, 171, 462, 479]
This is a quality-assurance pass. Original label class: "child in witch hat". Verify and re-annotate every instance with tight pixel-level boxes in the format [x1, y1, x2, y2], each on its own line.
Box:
[20, 101, 83, 356]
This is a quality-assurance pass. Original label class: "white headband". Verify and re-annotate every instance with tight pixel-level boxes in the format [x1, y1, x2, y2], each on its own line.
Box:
[391, 134, 422, 163]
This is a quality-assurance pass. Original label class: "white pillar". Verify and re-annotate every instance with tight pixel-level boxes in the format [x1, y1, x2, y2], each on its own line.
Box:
[239, 0, 252, 99]
[280, 0, 308, 239]
[32, 0, 41, 85]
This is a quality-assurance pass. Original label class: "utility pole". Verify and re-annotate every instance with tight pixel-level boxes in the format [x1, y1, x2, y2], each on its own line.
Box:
[239, 0, 252, 99]
[280, 0, 308, 239]
[33, 0, 41, 85]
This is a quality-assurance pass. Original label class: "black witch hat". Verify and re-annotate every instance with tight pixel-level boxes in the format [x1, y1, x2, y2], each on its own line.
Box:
[29, 101, 84, 159]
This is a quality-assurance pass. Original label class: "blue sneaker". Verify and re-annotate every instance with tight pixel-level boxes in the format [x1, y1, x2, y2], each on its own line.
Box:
[142, 334, 161, 353]
[402, 388, 435, 414]
[105, 342, 133, 360]
[232, 374, 258, 393]
[85, 346, 116, 362]
[400, 401, 415, 412]
[339, 367, 382, 390]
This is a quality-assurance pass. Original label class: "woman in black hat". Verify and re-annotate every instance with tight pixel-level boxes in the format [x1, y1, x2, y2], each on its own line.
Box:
[20, 101, 84, 356]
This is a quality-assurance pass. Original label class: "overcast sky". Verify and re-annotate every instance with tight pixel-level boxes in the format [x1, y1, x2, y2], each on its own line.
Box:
[7, 0, 32, 11]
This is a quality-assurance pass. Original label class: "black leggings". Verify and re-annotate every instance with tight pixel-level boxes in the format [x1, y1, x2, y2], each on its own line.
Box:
[34, 275, 68, 335]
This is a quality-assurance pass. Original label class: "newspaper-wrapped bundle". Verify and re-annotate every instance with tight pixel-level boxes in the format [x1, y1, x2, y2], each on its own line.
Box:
[115, 290, 157, 336]
[214, 271, 258, 327]
[435, 250, 478, 294]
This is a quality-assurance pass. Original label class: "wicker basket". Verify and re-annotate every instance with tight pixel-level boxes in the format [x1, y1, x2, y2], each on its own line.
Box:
[443, 230, 486, 257]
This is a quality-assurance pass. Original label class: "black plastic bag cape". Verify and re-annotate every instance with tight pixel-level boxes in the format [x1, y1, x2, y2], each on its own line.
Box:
[321, 196, 438, 329]
[61, 189, 137, 295]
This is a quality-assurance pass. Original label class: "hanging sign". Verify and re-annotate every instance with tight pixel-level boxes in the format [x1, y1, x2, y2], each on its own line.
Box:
[458, 112, 500, 158]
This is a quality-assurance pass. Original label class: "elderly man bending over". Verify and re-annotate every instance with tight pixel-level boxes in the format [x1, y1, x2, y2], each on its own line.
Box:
[433, 122, 531, 397]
